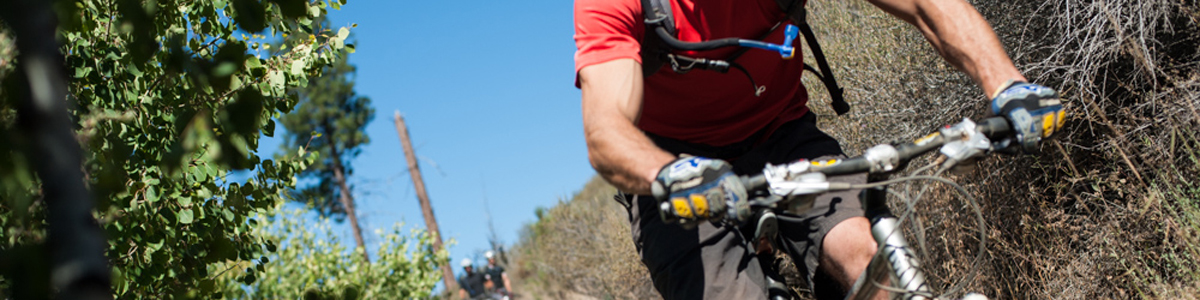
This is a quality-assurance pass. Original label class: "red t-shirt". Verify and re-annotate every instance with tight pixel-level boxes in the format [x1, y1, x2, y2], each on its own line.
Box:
[575, 0, 811, 146]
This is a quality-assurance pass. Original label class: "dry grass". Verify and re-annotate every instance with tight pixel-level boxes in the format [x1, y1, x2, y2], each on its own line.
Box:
[515, 0, 1200, 299]
[510, 177, 659, 300]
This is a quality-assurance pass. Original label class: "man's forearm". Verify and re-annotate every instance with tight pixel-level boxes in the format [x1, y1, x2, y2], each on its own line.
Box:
[870, 0, 1026, 95]
[585, 114, 675, 195]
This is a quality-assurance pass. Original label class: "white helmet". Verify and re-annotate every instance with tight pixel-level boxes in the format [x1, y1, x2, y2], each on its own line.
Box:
[485, 250, 495, 259]
[460, 258, 472, 268]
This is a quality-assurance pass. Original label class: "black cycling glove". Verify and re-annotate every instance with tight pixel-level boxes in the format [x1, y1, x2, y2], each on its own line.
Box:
[990, 80, 1066, 153]
[651, 156, 747, 227]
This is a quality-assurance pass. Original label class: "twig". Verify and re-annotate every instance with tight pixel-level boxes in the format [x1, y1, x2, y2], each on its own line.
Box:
[1053, 140, 1080, 178]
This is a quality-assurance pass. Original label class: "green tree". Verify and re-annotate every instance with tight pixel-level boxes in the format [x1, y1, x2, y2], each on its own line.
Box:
[278, 43, 375, 262]
[213, 207, 448, 299]
[0, 0, 354, 298]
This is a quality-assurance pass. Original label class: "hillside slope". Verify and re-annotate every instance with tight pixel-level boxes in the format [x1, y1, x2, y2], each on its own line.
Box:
[512, 176, 659, 299]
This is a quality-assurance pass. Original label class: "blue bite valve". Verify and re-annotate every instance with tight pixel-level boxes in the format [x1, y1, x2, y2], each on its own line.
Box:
[781, 24, 799, 59]
[783, 25, 798, 47]
[735, 24, 802, 58]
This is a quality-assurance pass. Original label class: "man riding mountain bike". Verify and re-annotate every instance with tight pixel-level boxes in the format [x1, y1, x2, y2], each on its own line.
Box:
[573, 0, 1065, 299]
[482, 251, 513, 298]
[458, 258, 488, 300]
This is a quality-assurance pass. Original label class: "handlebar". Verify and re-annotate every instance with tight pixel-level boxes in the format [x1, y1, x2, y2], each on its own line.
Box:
[740, 116, 1012, 193]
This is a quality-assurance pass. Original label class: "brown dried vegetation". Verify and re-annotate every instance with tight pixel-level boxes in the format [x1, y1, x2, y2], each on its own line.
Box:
[512, 177, 658, 299]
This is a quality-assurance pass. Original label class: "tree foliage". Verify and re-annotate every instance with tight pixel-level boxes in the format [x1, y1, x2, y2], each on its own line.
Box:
[214, 207, 448, 299]
[0, 0, 355, 298]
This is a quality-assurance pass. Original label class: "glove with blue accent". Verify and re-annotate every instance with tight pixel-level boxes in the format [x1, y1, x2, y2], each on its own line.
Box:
[651, 156, 748, 227]
[991, 80, 1066, 153]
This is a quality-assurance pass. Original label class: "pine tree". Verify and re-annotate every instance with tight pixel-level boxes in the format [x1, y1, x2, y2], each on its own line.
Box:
[279, 49, 375, 262]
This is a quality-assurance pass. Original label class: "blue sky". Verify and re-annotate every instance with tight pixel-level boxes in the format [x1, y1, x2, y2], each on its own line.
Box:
[266, 0, 594, 286]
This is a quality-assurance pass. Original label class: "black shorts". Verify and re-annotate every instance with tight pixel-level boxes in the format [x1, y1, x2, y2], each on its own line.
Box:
[619, 113, 866, 299]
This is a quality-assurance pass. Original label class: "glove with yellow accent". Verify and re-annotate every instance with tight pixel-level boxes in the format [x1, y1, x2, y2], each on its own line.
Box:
[651, 156, 748, 227]
[991, 80, 1066, 153]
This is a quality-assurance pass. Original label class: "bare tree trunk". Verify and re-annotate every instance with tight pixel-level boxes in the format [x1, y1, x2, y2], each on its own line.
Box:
[329, 137, 370, 263]
[1, 2, 111, 299]
[393, 111, 456, 291]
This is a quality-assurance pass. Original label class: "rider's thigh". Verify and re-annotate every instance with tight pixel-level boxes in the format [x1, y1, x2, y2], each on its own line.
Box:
[625, 194, 772, 300]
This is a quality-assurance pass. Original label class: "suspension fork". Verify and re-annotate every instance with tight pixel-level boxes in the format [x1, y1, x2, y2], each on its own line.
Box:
[845, 182, 931, 300]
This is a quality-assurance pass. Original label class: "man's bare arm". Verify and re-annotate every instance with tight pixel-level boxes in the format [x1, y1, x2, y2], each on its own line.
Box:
[580, 58, 676, 195]
[501, 273, 512, 294]
[866, 0, 1026, 95]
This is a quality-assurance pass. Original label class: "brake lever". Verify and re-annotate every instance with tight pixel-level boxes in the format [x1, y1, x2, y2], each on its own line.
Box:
[939, 118, 994, 162]
[938, 118, 997, 174]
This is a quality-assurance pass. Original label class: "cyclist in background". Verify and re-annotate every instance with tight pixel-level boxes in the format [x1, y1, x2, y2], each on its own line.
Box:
[457, 258, 487, 300]
[482, 251, 513, 297]
[573, 0, 1065, 299]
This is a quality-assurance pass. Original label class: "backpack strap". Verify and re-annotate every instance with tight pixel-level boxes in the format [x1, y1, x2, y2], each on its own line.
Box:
[778, 0, 851, 115]
[640, 0, 674, 76]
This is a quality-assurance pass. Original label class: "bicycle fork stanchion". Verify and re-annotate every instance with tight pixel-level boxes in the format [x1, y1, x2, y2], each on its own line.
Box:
[846, 184, 931, 300]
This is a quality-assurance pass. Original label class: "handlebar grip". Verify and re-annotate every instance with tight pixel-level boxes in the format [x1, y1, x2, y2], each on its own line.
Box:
[741, 175, 767, 193]
[976, 116, 1012, 139]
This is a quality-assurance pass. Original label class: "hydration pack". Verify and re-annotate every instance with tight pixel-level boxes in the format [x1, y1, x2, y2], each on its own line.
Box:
[639, 0, 850, 115]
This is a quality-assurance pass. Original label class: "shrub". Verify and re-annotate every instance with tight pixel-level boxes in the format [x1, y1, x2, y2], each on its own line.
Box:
[213, 207, 449, 299]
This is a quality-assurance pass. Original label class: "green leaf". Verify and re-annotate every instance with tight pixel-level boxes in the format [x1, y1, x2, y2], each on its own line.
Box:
[268, 70, 286, 94]
[199, 280, 215, 292]
[233, 0, 268, 33]
[128, 64, 144, 77]
[245, 56, 264, 76]
[227, 89, 265, 135]
[148, 239, 164, 251]
[289, 59, 305, 77]
[193, 167, 210, 182]
[269, 0, 307, 19]
[75, 67, 93, 78]
[230, 75, 243, 91]
[146, 186, 160, 203]
[222, 209, 236, 222]
[264, 119, 276, 137]
[178, 209, 195, 224]
[333, 27, 349, 49]
[213, 62, 238, 77]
